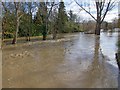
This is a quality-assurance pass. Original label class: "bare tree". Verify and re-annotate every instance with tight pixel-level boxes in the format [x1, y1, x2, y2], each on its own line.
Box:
[75, 0, 116, 35]
[26, 2, 33, 41]
[37, 1, 59, 40]
[2, 2, 8, 13]
[51, 6, 59, 39]
[12, 2, 23, 44]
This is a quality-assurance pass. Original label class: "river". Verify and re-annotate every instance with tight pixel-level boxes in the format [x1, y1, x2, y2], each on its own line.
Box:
[2, 31, 120, 88]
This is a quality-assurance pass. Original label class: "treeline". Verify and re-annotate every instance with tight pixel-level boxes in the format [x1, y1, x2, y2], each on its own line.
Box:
[2, 2, 82, 44]
[81, 18, 119, 34]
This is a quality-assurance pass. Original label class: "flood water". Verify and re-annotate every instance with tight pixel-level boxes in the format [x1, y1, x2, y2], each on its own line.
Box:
[2, 31, 120, 88]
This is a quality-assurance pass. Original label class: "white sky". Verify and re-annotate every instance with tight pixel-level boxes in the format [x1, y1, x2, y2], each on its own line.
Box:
[65, 0, 120, 22]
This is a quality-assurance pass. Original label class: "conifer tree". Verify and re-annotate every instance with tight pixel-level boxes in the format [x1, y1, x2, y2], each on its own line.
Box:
[58, 1, 68, 33]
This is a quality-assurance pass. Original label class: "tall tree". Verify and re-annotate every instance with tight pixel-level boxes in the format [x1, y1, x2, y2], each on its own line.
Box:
[69, 10, 74, 21]
[58, 1, 68, 33]
[68, 10, 77, 22]
[26, 2, 33, 41]
[75, 0, 116, 35]
[37, 2, 58, 40]
[37, 2, 48, 40]
[2, 2, 17, 40]
[12, 2, 23, 44]
[51, 7, 58, 39]
[2, 2, 11, 40]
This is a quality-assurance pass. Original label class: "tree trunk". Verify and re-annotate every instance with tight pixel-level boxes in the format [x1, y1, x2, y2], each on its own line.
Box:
[12, 18, 19, 44]
[95, 22, 101, 35]
[28, 29, 31, 41]
[53, 32, 57, 40]
[43, 35, 46, 40]
[2, 27, 4, 41]
[42, 21, 47, 40]
[26, 33, 30, 41]
[28, 35, 30, 41]
[12, 3, 20, 44]
[53, 23, 57, 39]
[53, 30, 57, 40]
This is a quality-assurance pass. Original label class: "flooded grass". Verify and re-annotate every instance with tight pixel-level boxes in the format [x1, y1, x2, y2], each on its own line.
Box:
[2, 32, 120, 88]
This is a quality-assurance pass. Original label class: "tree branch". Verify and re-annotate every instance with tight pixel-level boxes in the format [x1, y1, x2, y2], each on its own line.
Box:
[74, 0, 97, 21]
[18, 14, 24, 20]
[47, 2, 59, 19]
[100, 0, 115, 23]
[2, 2, 8, 13]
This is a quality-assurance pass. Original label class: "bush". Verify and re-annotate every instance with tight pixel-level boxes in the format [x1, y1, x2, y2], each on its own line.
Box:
[4, 32, 14, 38]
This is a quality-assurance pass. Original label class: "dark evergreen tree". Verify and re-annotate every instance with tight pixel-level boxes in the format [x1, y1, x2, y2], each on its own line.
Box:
[58, 1, 68, 33]
[69, 10, 74, 22]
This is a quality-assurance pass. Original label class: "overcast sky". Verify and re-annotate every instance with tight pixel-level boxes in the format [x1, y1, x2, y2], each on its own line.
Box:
[64, 0, 120, 22]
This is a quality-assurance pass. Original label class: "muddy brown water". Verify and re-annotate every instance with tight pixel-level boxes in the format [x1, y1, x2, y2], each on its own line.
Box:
[2, 32, 120, 88]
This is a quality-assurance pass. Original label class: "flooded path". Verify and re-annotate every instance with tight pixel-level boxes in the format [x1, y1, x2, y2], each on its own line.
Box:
[2, 32, 119, 88]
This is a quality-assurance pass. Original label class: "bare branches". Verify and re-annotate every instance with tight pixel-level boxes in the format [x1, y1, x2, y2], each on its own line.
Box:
[14, 2, 24, 20]
[74, 0, 116, 23]
[2, 2, 7, 13]
[14, 2, 20, 11]
[101, 0, 105, 11]
[47, 2, 59, 19]
[74, 0, 97, 21]
[101, 0, 115, 23]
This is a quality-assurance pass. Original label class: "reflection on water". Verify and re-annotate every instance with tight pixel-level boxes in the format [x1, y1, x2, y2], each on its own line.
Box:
[2, 32, 119, 88]
[100, 32, 118, 65]
[118, 30, 120, 90]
